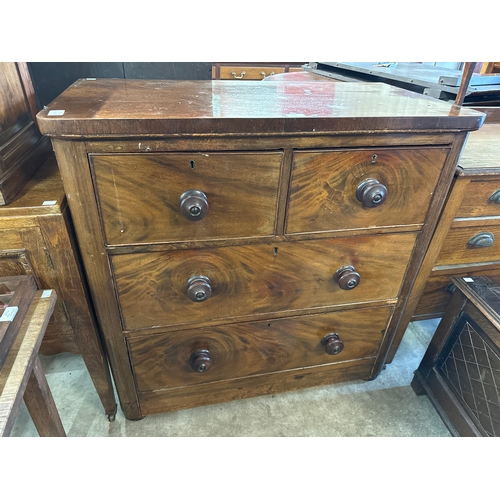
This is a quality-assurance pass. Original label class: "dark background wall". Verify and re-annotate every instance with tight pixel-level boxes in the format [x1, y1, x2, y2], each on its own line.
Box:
[28, 62, 213, 107]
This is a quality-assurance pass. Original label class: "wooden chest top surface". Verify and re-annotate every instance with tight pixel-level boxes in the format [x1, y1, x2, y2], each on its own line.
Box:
[458, 123, 500, 171]
[36, 79, 485, 137]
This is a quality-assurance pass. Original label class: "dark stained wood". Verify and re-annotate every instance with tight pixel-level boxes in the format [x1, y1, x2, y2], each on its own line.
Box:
[139, 356, 375, 415]
[454, 62, 476, 107]
[36, 80, 485, 138]
[381, 134, 471, 366]
[286, 147, 449, 234]
[470, 107, 500, 124]
[51, 139, 141, 420]
[0, 62, 52, 205]
[0, 155, 116, 418]
[28, 62, 126, 108]
[128, 306, 391, 392]
[23, 356, 66, 437]
[413, 276, 500, 436]
[91, 151, 282, 244]
[41, 79, 480, 418]
[111, 232, 416, 331]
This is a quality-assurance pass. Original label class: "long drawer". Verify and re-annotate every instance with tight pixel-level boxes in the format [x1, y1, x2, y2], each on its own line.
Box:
[91, 152, 282, 244]
[128, 305, 392, 392]
[111, 232, 417, 331]
[286, 147, 449, 234]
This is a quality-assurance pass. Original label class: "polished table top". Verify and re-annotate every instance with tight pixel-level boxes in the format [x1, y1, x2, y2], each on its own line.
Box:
[37, 79, 485, 137]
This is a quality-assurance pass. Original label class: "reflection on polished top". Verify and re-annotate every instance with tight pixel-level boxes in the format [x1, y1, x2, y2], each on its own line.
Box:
[37, 79, 485, 137]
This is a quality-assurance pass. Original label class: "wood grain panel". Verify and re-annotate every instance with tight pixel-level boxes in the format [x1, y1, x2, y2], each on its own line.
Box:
[111, 232, 416, 331]
[128, 306, 391, 392]
[286, 147, 449, 234]
[91, 152, 282, 244]
[138, 357, 374, 415]
[436, 225, 500, 266]
[456, 180, 500, 218]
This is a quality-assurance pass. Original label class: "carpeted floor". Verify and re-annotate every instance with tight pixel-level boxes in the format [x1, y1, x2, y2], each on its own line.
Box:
[10, 318, 450, 437]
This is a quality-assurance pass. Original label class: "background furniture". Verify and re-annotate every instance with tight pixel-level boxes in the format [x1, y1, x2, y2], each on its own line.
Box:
[0, 62, 52, 205]
[211, 62, 305, 80]
[412, 275, 500, 436]
[0, 278, 65, 437]
[387, 113, 500, 361]
[304, 62, 500, 105]
[36, 79, 483, 420]
[0, 154, 116, 420]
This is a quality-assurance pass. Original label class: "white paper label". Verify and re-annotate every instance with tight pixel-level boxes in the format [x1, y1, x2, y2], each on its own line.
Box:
[47, 110, 65, 116]
[41, 290, 52, 298]
[42, 200, 57, 206]
[86, 78, 96, 80]
[463, 278, 474, 283]
[0, 306, 18, 322]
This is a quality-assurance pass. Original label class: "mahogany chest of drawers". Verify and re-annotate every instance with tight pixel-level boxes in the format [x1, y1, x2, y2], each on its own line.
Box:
[36, 79, 483, 420]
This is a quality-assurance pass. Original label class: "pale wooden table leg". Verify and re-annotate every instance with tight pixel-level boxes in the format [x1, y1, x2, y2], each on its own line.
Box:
[23, 356, 66, 437]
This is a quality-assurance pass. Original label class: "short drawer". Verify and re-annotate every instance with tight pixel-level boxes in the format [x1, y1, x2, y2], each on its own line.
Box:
[91, 152, 282, 245]
[286, 147, 449, 234]
[436, 225, 500, 267]
[111, 232, 416, 331]
[128, 306, 391, 392]
[219, 66, 285, 80]
[456, 180, 500, 218]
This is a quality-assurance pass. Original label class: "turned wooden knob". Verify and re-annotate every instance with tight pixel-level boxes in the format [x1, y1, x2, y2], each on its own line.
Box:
[321, 333, 344, 355]
[334, 265, 360, 290]
[179, 189, 209, 221]
[186, 275, 212, 302]
[190, 350, 212, 373]
[356, 178, 387, 208]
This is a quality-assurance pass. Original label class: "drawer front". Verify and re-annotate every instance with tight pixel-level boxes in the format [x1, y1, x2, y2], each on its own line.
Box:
[413, 275, 456, 319]
[219, 66, 285, 80]
[456, 180, 500, 218]
[111, 232, 416, 331]
[286, 147, 449, 234]
[128, 306, 391, 392]
[91, 152, 282, 244]
[436, 226, 500, 267]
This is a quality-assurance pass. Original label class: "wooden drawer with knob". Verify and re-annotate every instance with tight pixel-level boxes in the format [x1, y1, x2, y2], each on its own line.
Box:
[128, 305, 392, 393]
[435, 225, 500, 267]
[91, 152, 282, 245]
[286, 147, 449, 234]
[219, 66, 285, 80]
[111, 231, 416, 331]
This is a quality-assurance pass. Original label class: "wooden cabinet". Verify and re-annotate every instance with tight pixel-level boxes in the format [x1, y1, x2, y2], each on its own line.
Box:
[0, 155, 116, 419]
[36, 79, 483, 419]
[0, 63, 51, 205]
[212, 63, 305, 80]
[412, 275, 500, 436]
[389, 118, 500, 362]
